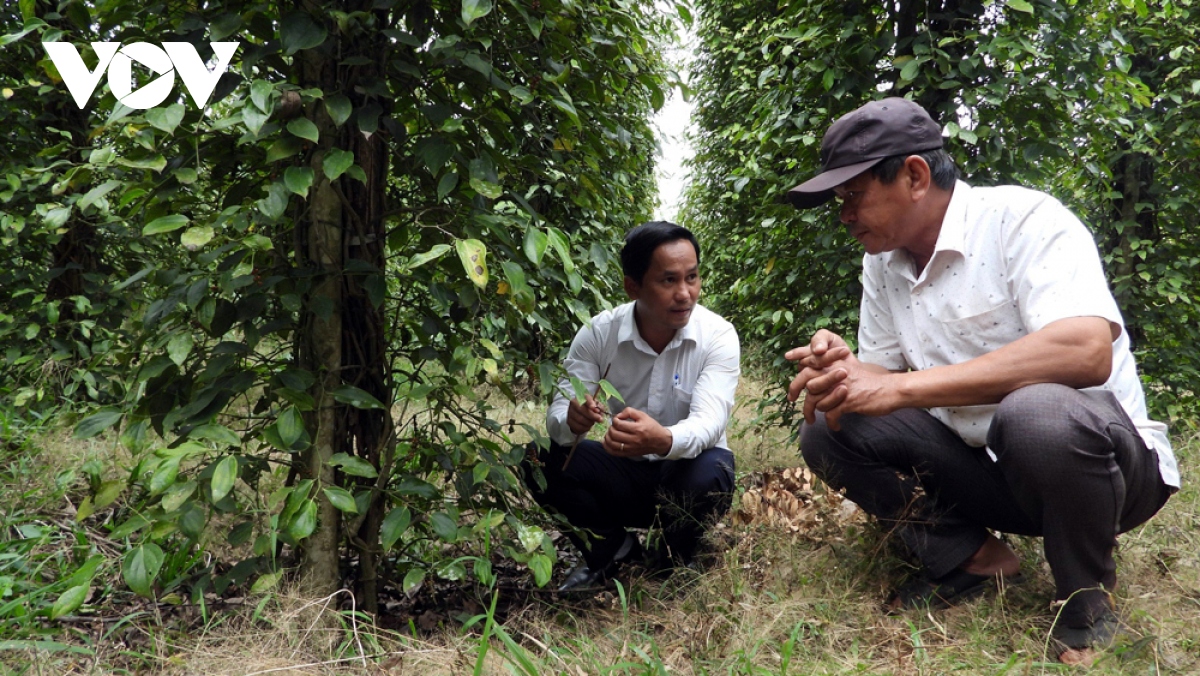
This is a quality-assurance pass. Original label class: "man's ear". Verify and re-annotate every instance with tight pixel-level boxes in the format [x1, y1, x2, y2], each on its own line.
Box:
[904, 155, 932, 202]
[623, 275, 639, 300]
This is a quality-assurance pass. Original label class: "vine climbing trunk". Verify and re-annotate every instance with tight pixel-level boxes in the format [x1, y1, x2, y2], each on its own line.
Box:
[293, 0, 394, 606]
[296, 26, 345, 598]
[298, 168, 344, 597]
[337, 5, 392, 613]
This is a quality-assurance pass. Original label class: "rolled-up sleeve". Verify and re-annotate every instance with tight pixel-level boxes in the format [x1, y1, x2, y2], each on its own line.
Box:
[664, 323, 740, 460]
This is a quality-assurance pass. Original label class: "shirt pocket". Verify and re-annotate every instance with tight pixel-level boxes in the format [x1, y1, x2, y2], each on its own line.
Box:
[937, 301, 1025, 361]
[670, 380, 695, 425]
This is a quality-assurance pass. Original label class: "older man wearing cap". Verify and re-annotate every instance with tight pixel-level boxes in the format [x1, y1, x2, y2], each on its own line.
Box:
[784, 97, 1178, 658]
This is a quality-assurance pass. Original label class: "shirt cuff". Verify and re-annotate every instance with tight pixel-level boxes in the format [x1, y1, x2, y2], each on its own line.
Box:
[663, 425, 697, 460]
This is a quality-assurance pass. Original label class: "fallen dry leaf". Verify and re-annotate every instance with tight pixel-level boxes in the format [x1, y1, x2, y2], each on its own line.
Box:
[733, 466, 861, 535]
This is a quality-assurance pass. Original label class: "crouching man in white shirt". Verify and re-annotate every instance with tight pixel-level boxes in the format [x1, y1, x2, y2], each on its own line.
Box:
[784, 97, 1177, 661]
[526, 221, 740, 592]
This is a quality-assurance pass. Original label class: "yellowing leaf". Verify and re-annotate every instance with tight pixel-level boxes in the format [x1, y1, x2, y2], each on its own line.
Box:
[497, 281, 510, 295]
[181, 225, 214, 251]
[455, 238, 488, 288]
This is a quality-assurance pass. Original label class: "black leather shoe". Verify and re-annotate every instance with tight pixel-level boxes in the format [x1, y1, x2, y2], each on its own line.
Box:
[557, 565, 606, 592]
[557, 533, 642, 593]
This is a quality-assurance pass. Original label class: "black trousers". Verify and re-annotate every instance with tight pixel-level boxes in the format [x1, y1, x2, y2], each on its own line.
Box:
[800, 383, 1171, 626]
[525, 440, 735, 569]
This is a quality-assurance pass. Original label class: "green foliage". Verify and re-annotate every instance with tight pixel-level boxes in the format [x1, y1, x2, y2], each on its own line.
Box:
[0, 425, 109, 638]
[685, 0, 1200, 422]
[0, 0, 673, 606]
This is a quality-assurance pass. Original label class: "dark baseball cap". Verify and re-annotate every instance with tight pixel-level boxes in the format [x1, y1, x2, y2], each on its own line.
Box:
[786, 98, 944, 209]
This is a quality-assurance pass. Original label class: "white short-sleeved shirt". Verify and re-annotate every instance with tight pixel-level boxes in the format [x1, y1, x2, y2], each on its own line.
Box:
[546, 302, 740, 461]
[857, 180, 1178, 487]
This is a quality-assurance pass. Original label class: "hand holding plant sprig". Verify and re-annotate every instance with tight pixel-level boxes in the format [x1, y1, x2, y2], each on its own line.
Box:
[562, 365, 624, 469]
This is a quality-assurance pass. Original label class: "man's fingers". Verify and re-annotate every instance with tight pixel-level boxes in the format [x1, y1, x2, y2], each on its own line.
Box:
[613, 407, 641, 422]
[800, 345, 852, 369]
[825, 407, 844, 432]
[804, 368, 848, 396]
[811, 329, 849, 357]
[787, 372, 808, 402]
[802, 389, 818, 424]
[824, 345, 852, 361]
[602, 427, 638, 456]
[788, 366, 845, 402]
[801, 383, 843, 424]
[815, 385, 848, 413]
[784, 346, 811, 362]
[607, 408, 640, 437]
[576, 397, 602, 423]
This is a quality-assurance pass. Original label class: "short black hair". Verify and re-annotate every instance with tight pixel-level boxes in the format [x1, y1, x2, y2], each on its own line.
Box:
[620, 221, 701, 284]
[870, 148, 959, 191]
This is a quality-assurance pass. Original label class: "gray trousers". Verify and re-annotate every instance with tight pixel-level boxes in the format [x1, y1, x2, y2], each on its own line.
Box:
[800, 383, 1171, 626]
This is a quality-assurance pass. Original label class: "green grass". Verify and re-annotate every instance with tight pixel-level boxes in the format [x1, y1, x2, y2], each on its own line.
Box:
[3, 371, 1199, 674]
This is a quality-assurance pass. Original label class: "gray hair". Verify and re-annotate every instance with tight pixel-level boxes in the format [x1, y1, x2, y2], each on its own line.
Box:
[869, 149, 959, 191]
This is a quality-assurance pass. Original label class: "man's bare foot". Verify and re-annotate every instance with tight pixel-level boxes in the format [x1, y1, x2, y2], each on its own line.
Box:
[960, 534, 1021, 578]
[1058, 647, 1096, 666]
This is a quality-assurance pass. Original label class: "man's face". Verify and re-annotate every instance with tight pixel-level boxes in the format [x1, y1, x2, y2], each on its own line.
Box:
[834, 171, 913, 255]
[625, 239, 700, 338]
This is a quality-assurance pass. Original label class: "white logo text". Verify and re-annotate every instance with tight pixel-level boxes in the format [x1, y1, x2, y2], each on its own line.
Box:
[42, 41, 239, 110]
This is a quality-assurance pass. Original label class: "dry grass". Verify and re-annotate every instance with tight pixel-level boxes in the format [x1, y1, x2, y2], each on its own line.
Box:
[150, 589, 473, 676]
[10, 369, 1200, 674]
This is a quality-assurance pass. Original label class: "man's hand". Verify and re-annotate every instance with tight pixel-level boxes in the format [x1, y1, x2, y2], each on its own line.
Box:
[785, 329, 854, 371]
[603, 407, 672, 457]
[784, 330, 897, 430]
[785, 329, 854, 407]
[567, 394, 606, 436]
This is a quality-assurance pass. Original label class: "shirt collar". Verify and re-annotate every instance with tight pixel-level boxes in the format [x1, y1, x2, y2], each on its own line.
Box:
[618, 302, 639, 344]
[932, 179, 972, 256]
[618, 301, 698, 352]
[878, 179, 971, 282]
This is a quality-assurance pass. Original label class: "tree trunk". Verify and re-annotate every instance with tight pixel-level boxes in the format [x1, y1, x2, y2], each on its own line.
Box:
[294, 0, 394, 607]
[296, 33, 345, 598]
[299, 160, 345, 597]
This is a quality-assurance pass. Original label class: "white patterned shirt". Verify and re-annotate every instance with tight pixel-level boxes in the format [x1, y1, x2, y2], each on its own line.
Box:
[857, 180, 1178, 487]
[547, 302, 740, 460]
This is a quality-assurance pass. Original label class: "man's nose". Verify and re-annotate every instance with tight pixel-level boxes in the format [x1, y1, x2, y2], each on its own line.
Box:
[840, 201, 856, 224]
